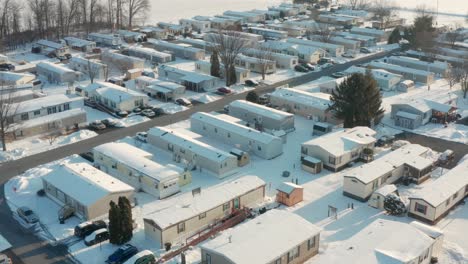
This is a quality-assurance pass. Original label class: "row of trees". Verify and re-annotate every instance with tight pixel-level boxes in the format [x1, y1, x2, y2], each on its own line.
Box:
[0, 0, 150, 50]
[109, 196, 133, 245]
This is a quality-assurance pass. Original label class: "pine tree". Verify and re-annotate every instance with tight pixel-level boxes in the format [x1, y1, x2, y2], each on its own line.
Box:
[108, 201, 122, 245]
[329, 72, 384, 128]
[387, 28, 401, 44]
[246, 91, 259, 103]
[118, 196, 133, 243]
[384, 194, 407, 215]
[210, 51, 221, 78]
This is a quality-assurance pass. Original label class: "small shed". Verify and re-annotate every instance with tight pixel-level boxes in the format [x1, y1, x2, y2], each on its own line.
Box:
[276, 182, 303, 207]
[397, 80, 415, 92]
[368, 184, 398, 209]
[229, 148, 250, 167]
[301, 156, 322, 174]
[312, 122, 333, 136]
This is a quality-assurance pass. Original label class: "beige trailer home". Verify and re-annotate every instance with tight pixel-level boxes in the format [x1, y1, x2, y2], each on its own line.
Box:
[143, 176, 265, 248]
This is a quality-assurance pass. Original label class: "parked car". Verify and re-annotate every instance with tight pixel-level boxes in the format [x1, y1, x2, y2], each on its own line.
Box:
[0, 63, 15, 71]
[342, 52, 356, 58]
[122, 250, 156, 264]
[58, 205, 75, 224]
[133, 107, 142, 114]
[438, 149, 455, 164]
[116, 111, 129, 118]
[360, 47, 372, 54]
[65, 53, 72, 59]
[151, 107, 164, 116]
[175, 98, 192, 107]
[136, 132, 148, 143]
[321, 63, 333, 69]
[89, 120, 106, 130]
[375, 135, 395, 147]
[244, 79, 259, 87]
[294, 65, 309, 72]
[106, 244, 139, 264]
[217, 87, 232, 94]
[331, 72, 347, 78]
[84, 228, 109, 246]
[0, 254, 12, 264]
[319, 57, 334, 65]
[74, 220, 107, 238]
[57, 55, 67, 61]
[17, 206, 39, 224]
[301, 63, 315, 71]
[102, 118, 118, 127]
[141, 109, 156, 118]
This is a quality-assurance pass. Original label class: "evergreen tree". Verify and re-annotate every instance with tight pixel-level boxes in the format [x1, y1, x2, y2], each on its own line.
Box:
[118, 196, 133, 244]
[210, 51, 221, 78]
[329, 72, 384, 128]
[246, 91, 259, 103]
[108, 201, 122, 245]
[228, 64, 237, 86]
[387, 28, 401, 44]
[383, 194, 407, 215]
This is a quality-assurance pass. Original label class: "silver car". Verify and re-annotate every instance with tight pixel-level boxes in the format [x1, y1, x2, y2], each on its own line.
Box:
[17, 206, 39, 224]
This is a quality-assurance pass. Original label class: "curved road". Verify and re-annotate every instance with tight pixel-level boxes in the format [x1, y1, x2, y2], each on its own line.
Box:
[0, 50, 397, 264]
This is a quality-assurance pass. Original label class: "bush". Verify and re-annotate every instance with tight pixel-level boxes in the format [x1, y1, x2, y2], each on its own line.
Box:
[383, 194, 407, 215]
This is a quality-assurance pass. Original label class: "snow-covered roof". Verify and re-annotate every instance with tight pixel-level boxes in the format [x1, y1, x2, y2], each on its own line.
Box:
[143, 176, 265, 229]
[339, 32, 376, 41]
[158, 65, 217, 83]
[368, 61, 434, 77]
[330, 36, 360, 45]
[229, 100, 293, 121]
[12, 94, 83, 114]
[117, 30, 146, 38]
[287, 38, 344, 50]
[10, 108, 86, 131]
[128, 46, 173, 59]
[85, 81, 147, 102]
[43, 162, 134, 206]
[93, 142, 181, 182]
[345, 144, 432, 184]
[374, 184, 397, 197]
[201, 209, 319, 264]
[88, 32, 121, 41]
[410, 158, 468, 207]
[303, 127, 377, 157]
[277, 182, 303, 194]
[148, 127, 236, 163]
[350, 27, 385, 36]
[389, 56, 449, 70]
[394, 93, 458, 114]
[37, 62, 76, 75]
[64, 37, 96, 47]
[237, 54, 275, 64]
[249, 26, 287, 35]
[270, 88, 331, 111]
[314, 219, 435, 264]
[396, 111, 420, 120]
[409, 221, 444, 239]
[244, 48, 298, 60]
[191, 112, 280, 145]
[224, 10, 262, 18]
[36, 39, 66, 50]
[0, 71, 35, 83]
[345, 66, 403, 81]
[148, 39, 205, 53]
[70, 56, 106, 67]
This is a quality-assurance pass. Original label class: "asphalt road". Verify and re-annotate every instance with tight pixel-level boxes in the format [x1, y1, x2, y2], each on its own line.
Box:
[0, 49, 397, 264]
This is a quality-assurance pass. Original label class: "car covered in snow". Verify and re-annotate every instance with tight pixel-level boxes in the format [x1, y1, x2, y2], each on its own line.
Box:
[0, 254, 12, 264]
[84, 228, 109, 246]
[217, 87, 232, 95]
[141, 109, 156, 118]
[175, 98, 192, 107]
[122, 250, 156, 264]
[89, 120, 106, 130]
[244, 79, 259, 87]
[17, 206, 39, 224]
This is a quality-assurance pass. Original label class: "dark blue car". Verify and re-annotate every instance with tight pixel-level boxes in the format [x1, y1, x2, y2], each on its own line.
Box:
[106, 244, 138, 264]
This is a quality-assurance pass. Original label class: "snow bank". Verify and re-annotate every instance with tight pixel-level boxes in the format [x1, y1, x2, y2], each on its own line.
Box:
[115, 115, 150, 128]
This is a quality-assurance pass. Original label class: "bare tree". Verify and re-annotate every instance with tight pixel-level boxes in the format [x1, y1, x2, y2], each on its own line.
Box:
[461, 67, 468, 99]
[346, 0, 369, 10]
[0, 87, 20, 151]
[255, 47, 274, 80]
[445, 67, 463, 90]
[128, 0, 150, 29]
[208, 31, 250, 86]
[371, 0, 396, 30]
[46, 133, 59, 145]
[445, 24, 461, 48]
[87, 58, 97, 84]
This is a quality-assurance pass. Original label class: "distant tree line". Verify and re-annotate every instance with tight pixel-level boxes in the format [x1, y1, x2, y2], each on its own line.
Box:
[0, 0, 150, 51]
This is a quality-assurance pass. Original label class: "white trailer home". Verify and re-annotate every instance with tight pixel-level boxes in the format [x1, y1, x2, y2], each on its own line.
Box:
[344, 66, 403, 91]
[179, 18, 211, 33]
[63, 37, 96, 52]
[200, 210, 321, 264]
[301, 127, 377, 172]
[83, 81, 148, 112]
[190, 112, 284, 160]
[329, 36, 360, 51]
[234, 54, 276, 74]
[117, 30, 147, 42]
[350, 27, 386, 41]
[248, 27, 288, 40]
[68, 57, 108, 80]
[223, 10, 265, 23]
[343, 144, 434, 201]
[139, 27, 168, 39]
[338, 32, 377, 47]
[0, 72, 36, 86]
[42, 161, 134, 220]
[36, 62, 82, 84]
[143, 176, 265, 249]
[313, 219, 443, 264]
[147, 127, 239, 178]
[243, 48, 299, 69]
[317, 14, 361, 26]
[147, 39, 205, 60]
[228, 100, 295, 133]
[33, 39, 70, 57]
[88, 33, 122, 47]
[408, 158, 468, 224]
[93, 142, 191, 199]
[127, 46, 173, 64]
[195, 60, 250, 84]
[261, 41, 325, 64]
[286, 38, 345, 57]
[367, 61, 435, 84]
[193, 16, 239, 30]
[387, 56, 451, 77]
[135, 76, 162, 89]
[269, 88, 341, 124]
[144, 81, 186, 101]
[101, 51, 145, 71]
[265, 24, 307, 37]
[157, 22, 188, 35]
[158, 65, 219, 92]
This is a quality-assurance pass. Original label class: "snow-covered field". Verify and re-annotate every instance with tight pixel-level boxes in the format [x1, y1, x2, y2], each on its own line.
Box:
[5, 108, 468, 263]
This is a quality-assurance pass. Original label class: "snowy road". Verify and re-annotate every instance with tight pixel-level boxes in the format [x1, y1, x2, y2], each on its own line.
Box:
[0, 49, 396, 264]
